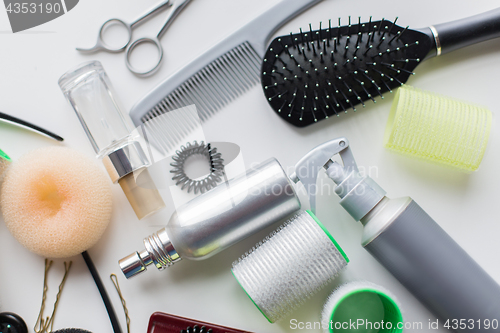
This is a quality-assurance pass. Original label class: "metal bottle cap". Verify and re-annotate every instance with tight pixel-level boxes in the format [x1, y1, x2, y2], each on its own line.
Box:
[119, 228, 181, 279]
[102, 141, 150, 183]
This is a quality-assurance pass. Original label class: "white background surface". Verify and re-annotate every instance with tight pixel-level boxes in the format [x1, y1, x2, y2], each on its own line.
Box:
[1, 0, 500, 332]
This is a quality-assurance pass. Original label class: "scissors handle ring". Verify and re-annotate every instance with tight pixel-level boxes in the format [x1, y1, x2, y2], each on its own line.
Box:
[97, 18, 133, 53]
[125, 37, 164, 77]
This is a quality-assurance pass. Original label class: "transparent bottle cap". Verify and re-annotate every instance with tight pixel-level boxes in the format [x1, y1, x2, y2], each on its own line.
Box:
[58, 61, 135, 157]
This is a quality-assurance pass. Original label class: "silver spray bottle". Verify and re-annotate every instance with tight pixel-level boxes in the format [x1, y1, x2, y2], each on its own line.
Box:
[291, 137, 500, 333]
[120, 158, 300, 279]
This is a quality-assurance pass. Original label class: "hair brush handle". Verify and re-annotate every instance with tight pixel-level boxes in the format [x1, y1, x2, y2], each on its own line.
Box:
[423, 7, 500, 56]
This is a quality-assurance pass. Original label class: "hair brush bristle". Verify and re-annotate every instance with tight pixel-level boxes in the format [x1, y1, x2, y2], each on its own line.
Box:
[180, 325, 212, 333]
[261, 17, 433, 126]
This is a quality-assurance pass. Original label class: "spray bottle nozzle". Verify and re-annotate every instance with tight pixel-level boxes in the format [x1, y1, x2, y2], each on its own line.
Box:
[290, 137, 357, 214]
[291, 137, 386, 221]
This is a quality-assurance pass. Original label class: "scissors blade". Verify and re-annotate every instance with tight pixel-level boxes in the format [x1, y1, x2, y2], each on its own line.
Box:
[130, 0, 172, 28]
[156, 0, 192, 39]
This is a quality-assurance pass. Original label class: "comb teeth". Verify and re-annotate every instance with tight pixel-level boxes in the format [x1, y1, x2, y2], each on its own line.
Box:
[141, 105, 203, 155]
[142, 42, 261, 125]
[232, 211, 348, 323]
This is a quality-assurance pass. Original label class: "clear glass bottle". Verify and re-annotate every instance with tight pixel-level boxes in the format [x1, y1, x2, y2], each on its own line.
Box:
[59, 61, 165, 219]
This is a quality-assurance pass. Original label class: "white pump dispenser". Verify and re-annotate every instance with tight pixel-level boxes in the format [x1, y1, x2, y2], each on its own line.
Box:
[291, 137, 500, 332]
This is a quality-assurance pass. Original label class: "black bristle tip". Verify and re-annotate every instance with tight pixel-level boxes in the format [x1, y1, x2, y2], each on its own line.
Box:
[180, 325, 213, 333]
[261, 17, 432, 127]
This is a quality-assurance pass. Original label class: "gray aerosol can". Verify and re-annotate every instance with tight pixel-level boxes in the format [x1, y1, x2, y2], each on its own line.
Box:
[290, 137, 500, 333]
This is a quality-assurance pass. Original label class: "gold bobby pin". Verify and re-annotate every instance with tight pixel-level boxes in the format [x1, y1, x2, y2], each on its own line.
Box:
[110, 273, 131, 333]
[34, 259, 53, 333]
[34, 259, 73, 333]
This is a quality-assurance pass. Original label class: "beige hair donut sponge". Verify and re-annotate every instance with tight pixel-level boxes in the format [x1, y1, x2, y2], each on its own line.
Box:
[0, 146, 113, 258]
[0, 159, 9, 182]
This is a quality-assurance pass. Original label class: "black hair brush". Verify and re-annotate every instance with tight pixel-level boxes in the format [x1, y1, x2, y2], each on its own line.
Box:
[261, 8, 500, 126]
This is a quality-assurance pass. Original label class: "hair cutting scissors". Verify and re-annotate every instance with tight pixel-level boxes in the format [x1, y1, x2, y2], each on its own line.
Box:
[77, 0, 192, 77]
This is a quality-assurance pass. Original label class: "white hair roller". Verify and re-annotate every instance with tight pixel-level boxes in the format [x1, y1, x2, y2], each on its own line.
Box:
[232, 210, 349, 323]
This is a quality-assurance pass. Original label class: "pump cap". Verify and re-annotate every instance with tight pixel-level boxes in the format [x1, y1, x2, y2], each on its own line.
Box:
[119, 228, 181, 279]
[119, 251, 147, 279]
